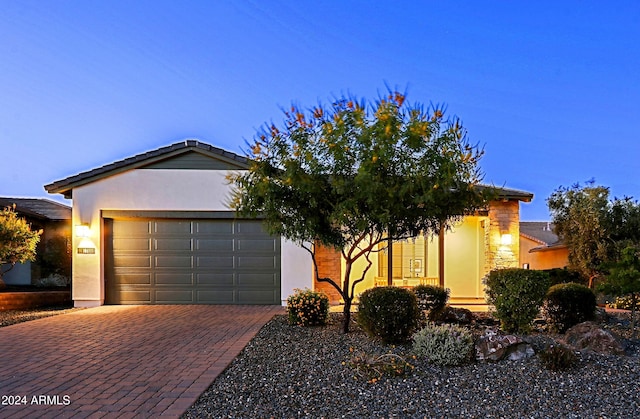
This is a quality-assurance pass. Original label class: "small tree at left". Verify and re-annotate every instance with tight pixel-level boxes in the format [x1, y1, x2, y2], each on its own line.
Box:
[0, 205, 42, 288]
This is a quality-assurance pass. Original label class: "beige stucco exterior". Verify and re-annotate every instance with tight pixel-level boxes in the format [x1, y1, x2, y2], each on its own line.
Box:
[70, 168, 312, 307]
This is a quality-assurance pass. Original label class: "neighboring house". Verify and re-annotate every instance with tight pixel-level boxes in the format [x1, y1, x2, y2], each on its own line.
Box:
[45, 140, 532, 308]
[0, 197, 72, 285]
[519, 221, 568, 270]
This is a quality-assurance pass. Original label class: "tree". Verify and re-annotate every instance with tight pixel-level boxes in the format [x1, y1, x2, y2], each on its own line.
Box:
[599, 246, 640, 338]
[547, 182, 613, 288]
[230, 90, 487, 332]
[0, 205, 42, 288]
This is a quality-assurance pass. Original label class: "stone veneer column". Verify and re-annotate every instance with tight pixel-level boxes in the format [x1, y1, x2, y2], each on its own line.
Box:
[485, 200, 520, 273]
[313, 243, 343, 304]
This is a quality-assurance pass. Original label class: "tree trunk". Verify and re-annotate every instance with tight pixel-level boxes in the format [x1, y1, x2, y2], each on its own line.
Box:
[342, 297, 352, 333]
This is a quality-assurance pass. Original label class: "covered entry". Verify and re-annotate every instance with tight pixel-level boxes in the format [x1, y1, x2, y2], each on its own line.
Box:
[105, 214, 281, 304]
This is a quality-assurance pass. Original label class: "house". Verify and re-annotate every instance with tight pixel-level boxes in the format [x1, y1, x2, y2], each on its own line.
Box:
[0, 197, 72, 285]
[519, 221, 568, 270]
[45, 140, 532, 308]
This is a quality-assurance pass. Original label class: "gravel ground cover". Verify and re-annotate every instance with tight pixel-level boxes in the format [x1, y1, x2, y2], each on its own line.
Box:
[184, 312, 640, 419]
[0, 306, 81, 327]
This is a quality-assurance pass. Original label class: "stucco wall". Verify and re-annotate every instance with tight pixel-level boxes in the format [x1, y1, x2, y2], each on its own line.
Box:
[519, 236, 569, 270]
[71, 169, 311, 307]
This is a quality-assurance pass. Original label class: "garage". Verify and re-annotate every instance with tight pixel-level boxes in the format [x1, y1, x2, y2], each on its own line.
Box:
[105, 216, 281, 305]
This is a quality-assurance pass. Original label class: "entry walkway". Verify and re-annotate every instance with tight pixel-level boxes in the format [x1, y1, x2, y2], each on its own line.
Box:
[0, 305, 283, 418]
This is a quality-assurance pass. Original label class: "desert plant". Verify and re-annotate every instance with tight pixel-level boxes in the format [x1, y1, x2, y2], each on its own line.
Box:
[543, 282, 596, 333]
[413, 284, 449, 321]
[412, 322, 474, 366]
[0, 205, 42, 287]
[357, 286, 421, 344]
[607, 294, 640, 311]
[484, 268, 550, 334]
[346, 348, 414, 383]
[538, 344, 577, 371]
[286, 288, 330, 327]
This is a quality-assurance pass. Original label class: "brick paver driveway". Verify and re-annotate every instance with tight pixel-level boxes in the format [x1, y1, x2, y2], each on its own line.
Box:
[0, 305, 283, 418]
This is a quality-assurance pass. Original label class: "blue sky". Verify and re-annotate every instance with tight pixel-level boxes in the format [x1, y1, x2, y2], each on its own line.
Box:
[1, 1, 639, 220]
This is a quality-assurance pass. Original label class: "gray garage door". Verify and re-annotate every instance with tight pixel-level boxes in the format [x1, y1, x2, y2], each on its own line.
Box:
[105, 218, 281, 304]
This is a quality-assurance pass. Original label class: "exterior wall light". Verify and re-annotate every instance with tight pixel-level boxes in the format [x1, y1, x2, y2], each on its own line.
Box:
[500, 233, 512, 246]
[76, 224, 91, 238]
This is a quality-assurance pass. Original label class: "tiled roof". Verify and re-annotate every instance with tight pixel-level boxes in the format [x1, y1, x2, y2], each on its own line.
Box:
[520, 221, 561, 246]
[45, 139, 249, 198]
[478, 184, 533, 202]
[0, 197, 71, 221]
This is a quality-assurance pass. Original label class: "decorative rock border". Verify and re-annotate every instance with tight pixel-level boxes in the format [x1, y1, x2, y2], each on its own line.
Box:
[0, 291, 71, 311]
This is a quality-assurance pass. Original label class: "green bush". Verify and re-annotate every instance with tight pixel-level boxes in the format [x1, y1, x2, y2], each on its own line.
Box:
[544, 282, 596, 333]
[413, 284, 449, 320]
[539, 344, 577, 371]
[286, 288, 330, 327]
[357, 286, 421, 344]
[412, 323, 474, 366]
[545, 267, 588, 287]
[484, 268, 550, 334]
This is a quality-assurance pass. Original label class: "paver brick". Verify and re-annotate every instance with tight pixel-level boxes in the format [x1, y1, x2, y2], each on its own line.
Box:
[0, 305, 282, 418]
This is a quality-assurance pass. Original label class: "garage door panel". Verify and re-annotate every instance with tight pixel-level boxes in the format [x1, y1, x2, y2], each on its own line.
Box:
[236, 239, 277, 252]
[154, 238, 193, 251]
[154, 221, 192, 235]
[113, 238, 151, 251]
[237, 256, 277, 269]
[197, 256, 234, 268]
[197, 290, 236, 303]
[196, 239, 233, 251]
[155, 273, 193, 285]
[155, 290, 194, 303]
[113, 273, 151, 285]
[235, 221, 267, 234]
[195, 221, 233, 234]
[119, 290, 152, 303]
[196, 273, 235, 285]
[113, 221, 150, 236]
[155, 255, 193, 268]
[107, 218, 280, 305]
[238, 273, 278, 286]
[238, 289, 280, 304]
[114, 255, 152, 268]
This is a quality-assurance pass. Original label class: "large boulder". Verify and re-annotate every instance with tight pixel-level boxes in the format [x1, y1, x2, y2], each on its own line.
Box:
[441, 306, 474, 324]
[562, 321, 625, 355]
[475, 329, 535, 361]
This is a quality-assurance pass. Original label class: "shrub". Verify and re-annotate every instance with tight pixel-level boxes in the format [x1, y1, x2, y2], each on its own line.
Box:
[544, 282, 596, 333]
[484, 268, 550, 334]
[413, 284, 449, 320]
[545, 267, 588, 287]
[286, 288, 329, 327]
[607, 294, 640, 311]
[346, 348, 414, 383]
[538, 344, 577, 371]
[412, 323, 474, 366]
[357, 286, 421, 344]
[34, 273, 70, 288]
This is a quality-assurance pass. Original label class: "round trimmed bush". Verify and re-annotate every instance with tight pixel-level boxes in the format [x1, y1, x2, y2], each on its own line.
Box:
[484, 268, 550, 334]
[413, 284, 449, 321]
[286, 288, 330, 327]
[543, 282, 596, 333]
[357, 286, 421, 344]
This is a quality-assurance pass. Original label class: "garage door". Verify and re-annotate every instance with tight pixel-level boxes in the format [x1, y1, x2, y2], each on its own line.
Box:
[105, 218, 281, 304]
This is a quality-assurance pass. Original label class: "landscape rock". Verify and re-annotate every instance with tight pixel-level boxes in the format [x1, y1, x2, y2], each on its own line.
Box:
[563, 321, 625, 355]
[475, 329, 535, 361]
[441, 306, 474, 324]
